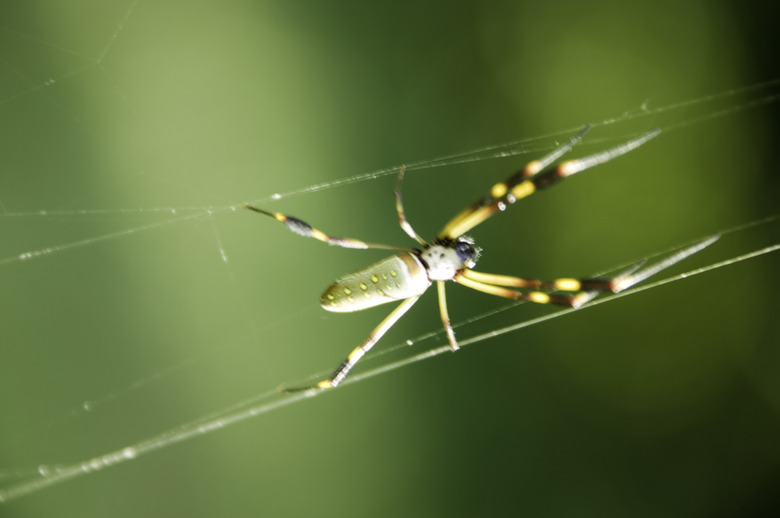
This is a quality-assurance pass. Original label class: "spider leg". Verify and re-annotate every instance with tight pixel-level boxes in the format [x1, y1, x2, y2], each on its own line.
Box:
[518, 124, 592, 179]
[437, 126, 590, 240]
[437, 281, 459, 350]
[394, 165, 427, 246]
[243, 204, 406, 251]
[609, 234, 720, 292]
[454, 233, 719, 308]
[438, 128, 661, 240]
[455, 270, 600, 309]
[278, 295, 422, 392]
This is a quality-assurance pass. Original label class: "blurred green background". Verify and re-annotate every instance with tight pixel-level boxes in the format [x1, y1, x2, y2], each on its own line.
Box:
[1, 0, 778, 516]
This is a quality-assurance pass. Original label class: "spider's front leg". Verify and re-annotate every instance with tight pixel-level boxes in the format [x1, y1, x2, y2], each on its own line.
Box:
[438, 128, 661, 240]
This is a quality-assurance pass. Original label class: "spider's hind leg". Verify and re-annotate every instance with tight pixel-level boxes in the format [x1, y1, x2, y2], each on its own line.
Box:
[278, 295, 422, 392]
[243, 204, 404, 251]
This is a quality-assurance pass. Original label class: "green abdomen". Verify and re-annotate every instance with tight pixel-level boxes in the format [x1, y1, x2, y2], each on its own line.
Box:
[320, 253, 430, 312]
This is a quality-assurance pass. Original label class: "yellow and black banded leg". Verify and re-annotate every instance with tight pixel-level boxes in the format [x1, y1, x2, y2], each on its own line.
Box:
[438, 128, 661, 240]
[243, 204, 405, 251]
[438, 126, 591, 240]
[278, 295, 422, 392]
[518, 124, 593, 179]
[455, 270, 609, 309]
[454, 233, 720, 308]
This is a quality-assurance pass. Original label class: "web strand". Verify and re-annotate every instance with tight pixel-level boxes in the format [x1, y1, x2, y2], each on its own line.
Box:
[2, 8, 779, 501]
[1, 1, 778, 514]
[2, 78, 779, 268]
[0, 218, 777, 502]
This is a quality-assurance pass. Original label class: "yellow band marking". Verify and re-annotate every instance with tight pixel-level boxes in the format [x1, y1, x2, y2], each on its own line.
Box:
[311, 229, 329, 242]
[511, 181, 535, 200]
[559, 160, 584, 177]
[529, 292, 550, 304]
[524, 160, 543, 176]
[554, 278, 581, 291]
[491, 182, 507, 198]
[347, 347, 365, 362]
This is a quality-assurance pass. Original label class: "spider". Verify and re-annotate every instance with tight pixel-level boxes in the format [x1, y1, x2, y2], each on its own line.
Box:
[244, 126, 710, 392]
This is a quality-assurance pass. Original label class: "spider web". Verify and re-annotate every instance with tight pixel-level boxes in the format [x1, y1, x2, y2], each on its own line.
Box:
[1, 1, 779, 516]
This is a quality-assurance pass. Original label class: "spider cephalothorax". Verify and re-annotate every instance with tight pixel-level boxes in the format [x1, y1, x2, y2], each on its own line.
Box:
[419, 237, 480, 281]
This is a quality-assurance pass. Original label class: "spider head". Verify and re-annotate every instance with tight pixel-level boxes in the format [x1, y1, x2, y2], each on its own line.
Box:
[453, 236, 480, 269]
[420, 237, 481, 281]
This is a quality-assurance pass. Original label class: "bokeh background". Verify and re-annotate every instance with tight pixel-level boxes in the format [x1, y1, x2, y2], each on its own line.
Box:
[1, 0, 778, 516]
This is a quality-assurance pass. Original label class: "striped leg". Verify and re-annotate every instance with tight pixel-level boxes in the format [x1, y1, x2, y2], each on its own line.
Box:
[454, 234, 719, 308]
[455, 269, 615, 309]
[243, 204, 405, 251]
[279, 295, 422, 392]
[438, 128, 661, 239]
[439, 126, 590, 240]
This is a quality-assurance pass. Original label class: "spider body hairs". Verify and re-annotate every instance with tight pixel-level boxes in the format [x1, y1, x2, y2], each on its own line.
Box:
[244, 126, 717, 392]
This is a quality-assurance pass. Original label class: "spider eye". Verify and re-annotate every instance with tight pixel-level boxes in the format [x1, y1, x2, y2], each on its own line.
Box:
[454, 237, 480, 268]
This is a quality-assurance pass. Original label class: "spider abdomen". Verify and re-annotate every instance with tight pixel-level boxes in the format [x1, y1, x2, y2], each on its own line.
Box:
[320, 253, 431, 312]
